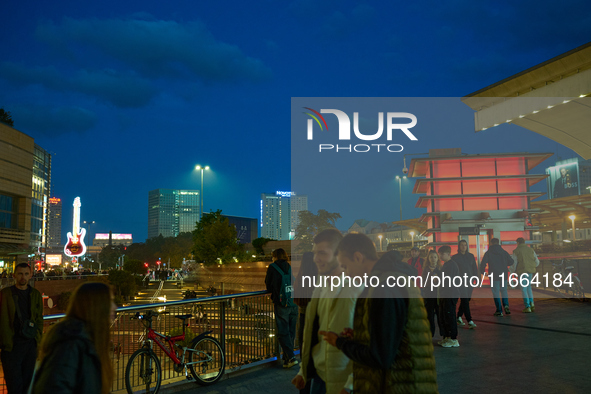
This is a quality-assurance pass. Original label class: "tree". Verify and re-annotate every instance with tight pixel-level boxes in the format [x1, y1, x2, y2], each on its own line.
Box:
[192, 210, 243, 265]
[252, 237, 273, 255]
[0, 108, 13, 127]
[98, 244, 125, 269]
[294, 209, 342, 252]
[123, 259, 146, 275]
[108, 270, 137, 300]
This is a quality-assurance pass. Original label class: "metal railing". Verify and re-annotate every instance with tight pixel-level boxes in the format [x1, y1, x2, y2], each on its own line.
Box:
[0, 290, 287, 394]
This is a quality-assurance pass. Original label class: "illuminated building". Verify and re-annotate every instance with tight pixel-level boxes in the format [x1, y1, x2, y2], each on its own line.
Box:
[408, 149, 552, 261]
[148, 189, 200, 239]
[261, 191, 308, 240]
[48, 197, 62, 248]
[0, 122, 51, 272]
[93, 233, 134, 247]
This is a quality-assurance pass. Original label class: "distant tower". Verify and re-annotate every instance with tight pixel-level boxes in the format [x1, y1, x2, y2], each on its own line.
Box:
[48, 197, 62, 247]
[148, 189, 200, 239]
[260, 191, 308, 240]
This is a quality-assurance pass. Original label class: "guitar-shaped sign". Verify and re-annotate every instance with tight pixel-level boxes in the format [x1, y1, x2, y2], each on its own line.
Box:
[64, 197, 87, 257]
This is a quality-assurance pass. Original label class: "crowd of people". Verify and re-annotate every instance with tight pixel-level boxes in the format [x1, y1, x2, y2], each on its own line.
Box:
[265, 230, 542, 393]
[0, 232, 541, 394]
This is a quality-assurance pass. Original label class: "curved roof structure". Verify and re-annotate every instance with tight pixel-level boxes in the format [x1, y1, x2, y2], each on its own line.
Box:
[462, 41, 591, 159]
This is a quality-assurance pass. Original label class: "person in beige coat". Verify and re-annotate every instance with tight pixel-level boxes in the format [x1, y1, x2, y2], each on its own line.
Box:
[292, 229, 361, 394]
[513, 237, 539, 313]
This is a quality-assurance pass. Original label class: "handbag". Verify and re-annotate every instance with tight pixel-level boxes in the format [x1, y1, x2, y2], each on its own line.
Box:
[12, 290, 38, 340]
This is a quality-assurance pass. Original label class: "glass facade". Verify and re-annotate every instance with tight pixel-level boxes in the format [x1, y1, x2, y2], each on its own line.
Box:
[148, 189, 200, 239]
[31, 145, 51, 249]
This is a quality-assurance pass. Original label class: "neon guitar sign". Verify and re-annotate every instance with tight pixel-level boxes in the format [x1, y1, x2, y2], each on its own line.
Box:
[64, 197, 87, 257]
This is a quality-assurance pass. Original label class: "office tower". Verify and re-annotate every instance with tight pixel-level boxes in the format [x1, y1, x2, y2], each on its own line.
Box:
[148, 189, 200, 239]
[260, 191, 308, 240]
[48, 197, 62, 247]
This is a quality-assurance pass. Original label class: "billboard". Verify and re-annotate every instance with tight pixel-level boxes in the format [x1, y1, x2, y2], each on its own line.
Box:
[46, 254, 62, 265]
[546, 160, 580, 199]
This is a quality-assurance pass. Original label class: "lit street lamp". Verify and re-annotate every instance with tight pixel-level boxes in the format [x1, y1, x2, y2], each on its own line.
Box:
[195, 165, 210, 220]
[568, 214, 576, 241]
[378, 235, 383, 252]
[395, 175, 407, 240]
[410, 231, 415, 247]
[83, 220, 96, 246]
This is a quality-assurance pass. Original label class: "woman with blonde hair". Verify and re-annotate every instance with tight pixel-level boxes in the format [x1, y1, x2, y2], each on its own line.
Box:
[31, 282, 116, 394]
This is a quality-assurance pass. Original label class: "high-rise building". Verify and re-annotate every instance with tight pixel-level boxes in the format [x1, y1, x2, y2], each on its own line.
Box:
[0, 123, 51, 272]
[148, 189, 200, 239]
[31, 144, 51, 250]
[260, 191, 308, 240]
[48, 197, 62, 247]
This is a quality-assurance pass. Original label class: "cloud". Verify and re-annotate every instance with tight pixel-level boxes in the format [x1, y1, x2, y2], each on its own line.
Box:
[10, 104, 97, 135]
[0, 62, 157, 108]
[36, 17, 272, 82]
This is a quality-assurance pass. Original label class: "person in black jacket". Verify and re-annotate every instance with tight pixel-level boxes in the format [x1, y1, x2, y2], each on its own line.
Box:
[421, 251, 443, 338]
[452, 240, 478, 329]
[265, 248, 298, 368]
[480, 238, 514, 316]
[439, 245, 461, 348]
[31, 282, 116, 394]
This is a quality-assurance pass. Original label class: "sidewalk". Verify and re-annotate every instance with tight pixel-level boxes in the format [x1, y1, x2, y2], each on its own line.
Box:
[163, 291, 591, 394]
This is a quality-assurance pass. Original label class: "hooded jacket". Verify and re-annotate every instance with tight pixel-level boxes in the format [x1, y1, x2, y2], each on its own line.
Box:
[336, 251, 438, 393]
[479, 244, 513, 278]
[31, 317, 102, 394]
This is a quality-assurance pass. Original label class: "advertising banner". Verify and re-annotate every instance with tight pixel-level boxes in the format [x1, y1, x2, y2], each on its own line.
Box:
[546, 161, 580, 199]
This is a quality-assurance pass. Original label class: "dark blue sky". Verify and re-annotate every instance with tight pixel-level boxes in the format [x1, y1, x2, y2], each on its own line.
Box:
[1, 1, 589, 242]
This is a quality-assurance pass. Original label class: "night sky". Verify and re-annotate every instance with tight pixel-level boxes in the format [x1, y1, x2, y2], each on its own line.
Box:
[1, 1, 589, 242]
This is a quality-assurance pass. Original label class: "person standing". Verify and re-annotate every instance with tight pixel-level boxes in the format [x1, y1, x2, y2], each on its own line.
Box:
[513, 237, 538, 313]
[319, 233, 438, 393]
[452, 240, 478, 329]
[31, 282, 116, 394]
[0, 263, 44, 394]
[292, 228, 360, 394]
[422, 251, 443, 338]
[293, 251, 317, 394]
[265, 248, 299, 368]
[438, 246, 461, 348]
[479, 238, 514, 316]
[407, 246, 424, 277]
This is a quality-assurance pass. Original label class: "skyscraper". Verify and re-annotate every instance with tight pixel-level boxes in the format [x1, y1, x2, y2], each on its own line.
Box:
[48, 197, 62, 247]
[260, 191, 308, 240]
[148, 189, 200, 239]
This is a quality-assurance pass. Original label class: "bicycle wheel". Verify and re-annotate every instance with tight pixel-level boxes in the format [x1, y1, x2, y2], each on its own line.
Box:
[188, 336, 225, 385]
[125, 348, 162, 394]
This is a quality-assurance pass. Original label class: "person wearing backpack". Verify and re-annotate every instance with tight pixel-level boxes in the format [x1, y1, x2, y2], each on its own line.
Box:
[265, 248, 299, 368]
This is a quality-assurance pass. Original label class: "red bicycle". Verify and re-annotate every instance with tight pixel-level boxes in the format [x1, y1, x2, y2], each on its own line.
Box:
[125, 310, 225, 394]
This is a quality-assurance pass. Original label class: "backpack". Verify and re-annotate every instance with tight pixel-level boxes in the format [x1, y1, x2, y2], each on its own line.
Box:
[271, 263, 295, 307]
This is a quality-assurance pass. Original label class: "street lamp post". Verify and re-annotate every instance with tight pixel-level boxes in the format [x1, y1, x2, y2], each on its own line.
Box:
[195, 165, 210, 220]
[83, 220, 95, 245]
[569, 214, 576, 241]
[410, 231, 415, 248]
[378, 235, 383, 252]
[395, 175, 407, 241]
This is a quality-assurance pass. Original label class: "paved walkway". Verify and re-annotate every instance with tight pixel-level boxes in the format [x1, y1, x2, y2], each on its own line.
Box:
[161, 291, 591, 394]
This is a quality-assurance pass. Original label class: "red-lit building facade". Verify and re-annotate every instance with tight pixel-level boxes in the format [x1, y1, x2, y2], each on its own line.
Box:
[408, 149, 552, 262]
